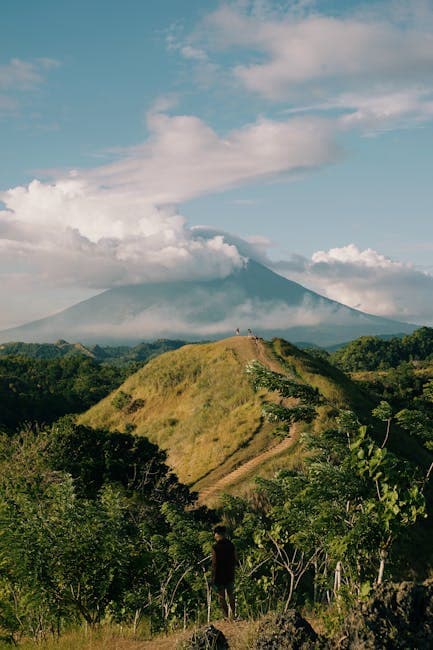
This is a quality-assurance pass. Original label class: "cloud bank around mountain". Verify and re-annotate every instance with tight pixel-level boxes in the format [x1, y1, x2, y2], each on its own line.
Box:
[0, 106, 338, 328]
[273, 244, 433, 325]
[1, 104, 433, 327]
[2, 1, 433, 328]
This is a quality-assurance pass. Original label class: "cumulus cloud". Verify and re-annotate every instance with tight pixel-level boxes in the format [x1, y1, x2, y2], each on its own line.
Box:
[0, 107, 337, 311]
[0, 179, 245, 290]
[273, 244, 433, 324]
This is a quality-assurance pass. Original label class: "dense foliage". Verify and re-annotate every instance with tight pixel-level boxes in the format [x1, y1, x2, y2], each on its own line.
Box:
[0, 356, 140, 432]
[0, 421, 210, 643]
[0, 338, 432, 645]
[330, 327, 433, 372]
[0, 339, 187, 364]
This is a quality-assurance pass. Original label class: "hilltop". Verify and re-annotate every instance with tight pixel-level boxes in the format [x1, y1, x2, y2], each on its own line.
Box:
[80, 335, 377, 503]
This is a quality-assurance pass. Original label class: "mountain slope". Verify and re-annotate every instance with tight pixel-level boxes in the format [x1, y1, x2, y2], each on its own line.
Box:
[0, 260, 415, 346]
[79, 336, 386, 503]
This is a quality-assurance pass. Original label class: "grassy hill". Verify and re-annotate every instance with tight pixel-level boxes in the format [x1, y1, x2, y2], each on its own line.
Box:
[80, 336, 384, 503]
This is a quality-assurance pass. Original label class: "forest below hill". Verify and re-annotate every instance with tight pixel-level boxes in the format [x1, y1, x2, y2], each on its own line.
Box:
[0, 340, 188, 432]
[328, 326, 433, 371]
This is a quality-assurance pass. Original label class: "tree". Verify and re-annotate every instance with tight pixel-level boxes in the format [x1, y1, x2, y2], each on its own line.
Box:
[0, 422, 208, 640]
[372, 400, 393, 447]
[0, 433, 130, 639]
[245, 361, 320, 435]
[249, 423, 426, 604]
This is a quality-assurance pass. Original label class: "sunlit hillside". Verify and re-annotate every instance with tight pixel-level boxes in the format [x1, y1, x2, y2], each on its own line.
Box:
[80, 336, 377, 503]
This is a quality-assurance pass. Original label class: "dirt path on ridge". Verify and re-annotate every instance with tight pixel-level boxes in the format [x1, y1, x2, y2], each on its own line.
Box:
[196, 337, 296, 505]
[197, 432, 295, 505]
[252, 337, 282, 372]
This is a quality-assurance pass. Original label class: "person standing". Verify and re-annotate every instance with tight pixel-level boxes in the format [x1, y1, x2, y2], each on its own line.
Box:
[211, 525, 237, 619]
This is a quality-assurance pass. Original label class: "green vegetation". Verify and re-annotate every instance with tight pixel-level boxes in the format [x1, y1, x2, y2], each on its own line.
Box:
[330, 327, 433, 372]
[0, 339, 187, 364]
[0, 420, 202, 644]
[0, 339, 190, 433]
[0, 355, 140, 432]
[1, 332, 433, 647]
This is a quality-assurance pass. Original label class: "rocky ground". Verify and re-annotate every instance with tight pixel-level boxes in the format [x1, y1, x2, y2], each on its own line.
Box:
[175, 580, 433, 650]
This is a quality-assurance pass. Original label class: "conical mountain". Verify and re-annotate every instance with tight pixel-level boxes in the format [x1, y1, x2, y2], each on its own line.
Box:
[0, 260, 414, 346]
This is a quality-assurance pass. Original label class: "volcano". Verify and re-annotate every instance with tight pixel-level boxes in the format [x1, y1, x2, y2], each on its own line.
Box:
[0, 260, 415, 346]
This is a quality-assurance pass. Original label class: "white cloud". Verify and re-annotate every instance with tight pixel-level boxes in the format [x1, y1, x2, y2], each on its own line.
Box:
[0, 58, 42, 90]
[192, 1, 433, 136]
[337, 88, 433, 132]
[192, 227, 272, 265]
[273, 244, 433, 324]
[79, 299, 337, 339]
[0, 57, 60, 117]
[0, 179, 245, 291]
[180, 45, 208, 62]
[88, 108, 337, 202]
[0, 58, 59, 92]
[0, 106, 338, 308]
[205, 4, 433, 100]
[282, 88, 433, 132]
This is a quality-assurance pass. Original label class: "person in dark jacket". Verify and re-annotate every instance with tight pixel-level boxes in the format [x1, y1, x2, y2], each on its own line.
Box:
[211, 525, 237, 619]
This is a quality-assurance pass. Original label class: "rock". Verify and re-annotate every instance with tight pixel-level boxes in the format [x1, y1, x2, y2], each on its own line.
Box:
[253, 610, 327, 649]
[340, 579, 433, 649]
[180, 624, 229, 649]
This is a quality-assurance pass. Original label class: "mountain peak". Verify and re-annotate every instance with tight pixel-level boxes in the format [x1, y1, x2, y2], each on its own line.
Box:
[0, 261, 415, 346]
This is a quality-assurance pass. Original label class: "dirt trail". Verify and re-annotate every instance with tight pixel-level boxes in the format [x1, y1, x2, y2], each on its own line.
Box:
[251, 336, 282, 373]
[197, 337, 295, 505]
[197, 432, 294, 505]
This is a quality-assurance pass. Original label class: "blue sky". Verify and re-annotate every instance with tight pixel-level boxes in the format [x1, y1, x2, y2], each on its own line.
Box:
[1, 0, 433, 329]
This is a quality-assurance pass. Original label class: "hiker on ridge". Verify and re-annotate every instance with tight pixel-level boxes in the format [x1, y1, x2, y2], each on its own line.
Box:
[211, 525, 237, 619]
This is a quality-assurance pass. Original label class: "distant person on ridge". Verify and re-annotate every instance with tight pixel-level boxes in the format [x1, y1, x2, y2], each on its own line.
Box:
[212, 525, 237, 619]
[235, 328, 240, 336]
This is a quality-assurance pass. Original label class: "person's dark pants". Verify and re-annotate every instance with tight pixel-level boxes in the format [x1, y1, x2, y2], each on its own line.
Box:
[214, 582, 235, 619]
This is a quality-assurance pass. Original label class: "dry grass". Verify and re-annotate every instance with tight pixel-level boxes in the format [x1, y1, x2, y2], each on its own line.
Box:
[6, 619, 258, 650]
[2, 628, 145, 650]
[79, 336, 376, 500]
[80, 338, 281, 488]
